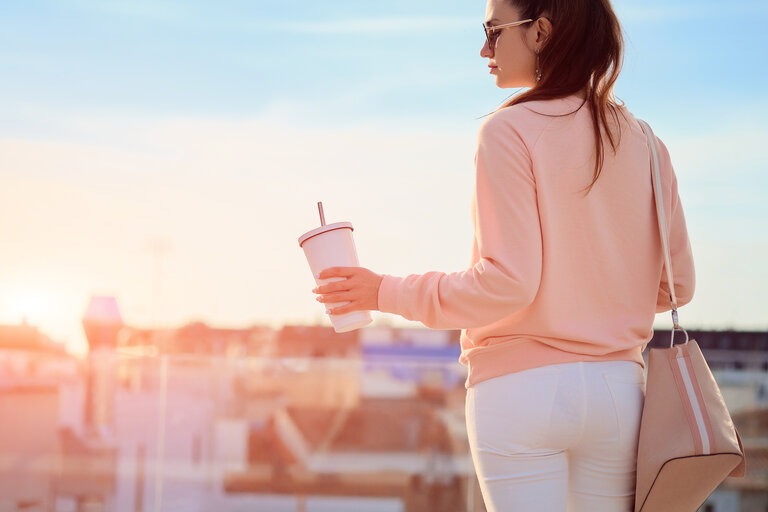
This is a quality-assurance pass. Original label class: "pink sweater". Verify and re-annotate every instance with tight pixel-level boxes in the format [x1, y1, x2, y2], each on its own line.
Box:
[377, 94, 695, 388]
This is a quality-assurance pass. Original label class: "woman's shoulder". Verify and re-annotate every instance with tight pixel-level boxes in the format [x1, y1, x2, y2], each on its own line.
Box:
[478, 101, 550, 137]
[480, 99, 543, 126]
[478, 95, 586, 142]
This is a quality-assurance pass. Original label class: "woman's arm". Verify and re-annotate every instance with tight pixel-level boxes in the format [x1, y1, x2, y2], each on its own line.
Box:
[654, 137, 695, 312]
[316, 114, 543, 329]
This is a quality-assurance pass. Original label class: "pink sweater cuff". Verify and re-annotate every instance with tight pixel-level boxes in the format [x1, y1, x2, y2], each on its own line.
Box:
[377, 274, 403, 315]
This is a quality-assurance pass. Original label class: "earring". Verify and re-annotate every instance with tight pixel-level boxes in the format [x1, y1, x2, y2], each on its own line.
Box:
[535, 48, 542, 83]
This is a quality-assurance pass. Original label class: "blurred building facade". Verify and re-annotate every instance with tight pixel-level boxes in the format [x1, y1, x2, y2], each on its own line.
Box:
[1, 316, 767, 511]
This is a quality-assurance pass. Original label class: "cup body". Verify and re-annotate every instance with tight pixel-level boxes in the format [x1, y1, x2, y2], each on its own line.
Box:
[298, 222, 373, 332]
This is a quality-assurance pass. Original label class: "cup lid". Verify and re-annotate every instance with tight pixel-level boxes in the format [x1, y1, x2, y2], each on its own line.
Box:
[298, 221, 354, 247]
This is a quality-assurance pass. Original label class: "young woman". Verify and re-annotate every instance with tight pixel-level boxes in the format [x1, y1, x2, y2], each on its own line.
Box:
[312, 0, 695, 509]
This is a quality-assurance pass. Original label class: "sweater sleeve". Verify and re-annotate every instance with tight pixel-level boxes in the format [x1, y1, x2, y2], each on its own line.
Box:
[377, 114, 543, 329]
[654, 137, 696, 312]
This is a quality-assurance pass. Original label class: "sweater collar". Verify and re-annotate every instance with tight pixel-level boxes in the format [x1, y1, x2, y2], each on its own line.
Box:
[521, 93, 588, 115]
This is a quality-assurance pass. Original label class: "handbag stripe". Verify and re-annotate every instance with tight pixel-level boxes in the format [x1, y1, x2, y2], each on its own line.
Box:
[674, 346, 712, 454]
[670, 350, 704, 453]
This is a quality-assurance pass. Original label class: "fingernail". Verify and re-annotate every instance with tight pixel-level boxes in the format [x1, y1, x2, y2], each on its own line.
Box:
[311, 288, 318, 293]
[325, 309, 331, 314]
[315, 273, 320, 278]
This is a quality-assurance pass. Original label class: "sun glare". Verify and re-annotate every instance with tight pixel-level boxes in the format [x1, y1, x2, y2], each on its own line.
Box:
[0, 286, 79, 343]
[1, 288, 51, 325]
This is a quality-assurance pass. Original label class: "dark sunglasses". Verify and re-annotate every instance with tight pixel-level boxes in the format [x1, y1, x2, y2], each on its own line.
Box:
[483, 19, 534, 51]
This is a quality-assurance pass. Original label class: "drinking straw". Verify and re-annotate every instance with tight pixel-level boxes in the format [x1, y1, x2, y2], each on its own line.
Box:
[318, 202, 326, 226]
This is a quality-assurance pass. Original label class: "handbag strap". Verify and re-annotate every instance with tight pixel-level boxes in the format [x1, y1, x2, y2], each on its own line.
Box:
[638, 119, 689, 348]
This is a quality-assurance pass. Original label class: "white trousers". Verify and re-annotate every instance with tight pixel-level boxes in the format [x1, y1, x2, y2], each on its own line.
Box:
[465, 360, 646, 512]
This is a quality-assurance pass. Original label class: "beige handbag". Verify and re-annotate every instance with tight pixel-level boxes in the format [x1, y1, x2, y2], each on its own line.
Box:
[634, 120, 746, 512]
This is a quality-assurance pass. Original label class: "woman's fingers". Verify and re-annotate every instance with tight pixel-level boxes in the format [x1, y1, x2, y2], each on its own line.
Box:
[313, 279, 352, 295]
[317, 266, 358, 280]
[316, 290, 355, 304]
[310, 266, 381, 314]
[315, 290, 358, 314]
[327, 301, 357, 315]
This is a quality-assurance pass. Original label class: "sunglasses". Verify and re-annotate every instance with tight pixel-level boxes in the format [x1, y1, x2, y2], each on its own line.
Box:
[483, 19, 534, 51]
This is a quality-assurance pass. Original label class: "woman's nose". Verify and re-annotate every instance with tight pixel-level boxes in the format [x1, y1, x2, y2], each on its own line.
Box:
[480, 39, 493, 58]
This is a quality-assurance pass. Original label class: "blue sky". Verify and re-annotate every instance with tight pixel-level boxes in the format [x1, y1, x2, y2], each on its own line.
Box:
[3, 1, 766, 126]
[1, 0, 766, 354]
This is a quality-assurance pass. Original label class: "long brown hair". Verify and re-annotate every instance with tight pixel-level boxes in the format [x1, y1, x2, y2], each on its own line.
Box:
[501, 0, 626, 194]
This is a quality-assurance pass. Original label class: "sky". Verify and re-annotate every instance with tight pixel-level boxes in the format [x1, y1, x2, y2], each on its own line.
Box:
[1, 0, 766, 356]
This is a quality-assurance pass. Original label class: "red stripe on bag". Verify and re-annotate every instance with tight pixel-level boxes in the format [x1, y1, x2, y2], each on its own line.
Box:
[682, 348, 715, 453]
[668, 347, 704, 454]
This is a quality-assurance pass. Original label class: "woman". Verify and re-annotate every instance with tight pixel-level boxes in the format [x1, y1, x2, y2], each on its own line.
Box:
[312, 0, 695, 510]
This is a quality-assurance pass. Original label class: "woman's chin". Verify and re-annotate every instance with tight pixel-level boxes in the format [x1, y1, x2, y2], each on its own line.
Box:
[496, 77, 533, 89]
[494, 75, 516, 88]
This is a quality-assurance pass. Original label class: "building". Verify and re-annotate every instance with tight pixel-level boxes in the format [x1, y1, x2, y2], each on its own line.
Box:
[3, 317, 766, 511]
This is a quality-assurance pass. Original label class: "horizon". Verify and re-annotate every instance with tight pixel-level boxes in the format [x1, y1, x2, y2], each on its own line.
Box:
[4, 312, 766, 361]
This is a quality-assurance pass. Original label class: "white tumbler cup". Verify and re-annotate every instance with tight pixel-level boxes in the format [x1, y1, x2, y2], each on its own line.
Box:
[298, 221, 373, 333]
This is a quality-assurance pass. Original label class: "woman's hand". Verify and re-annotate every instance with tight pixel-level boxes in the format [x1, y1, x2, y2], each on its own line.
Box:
[312, 267, 383, 316]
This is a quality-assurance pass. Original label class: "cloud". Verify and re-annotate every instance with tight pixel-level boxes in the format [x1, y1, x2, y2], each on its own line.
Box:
[258, 16, 473, 35]
[60, 0, 190, 22]
[56, 1, 474, 35]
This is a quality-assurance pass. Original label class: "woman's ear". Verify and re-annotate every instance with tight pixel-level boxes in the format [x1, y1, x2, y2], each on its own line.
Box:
[534, 16, 553, 46]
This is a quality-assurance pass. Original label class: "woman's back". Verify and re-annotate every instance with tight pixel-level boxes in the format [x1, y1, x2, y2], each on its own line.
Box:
[462, 94, 695, 385]
[377, 93, 695, 387]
